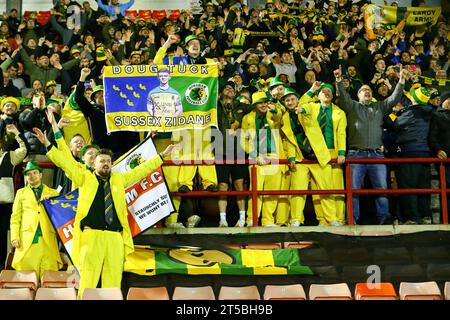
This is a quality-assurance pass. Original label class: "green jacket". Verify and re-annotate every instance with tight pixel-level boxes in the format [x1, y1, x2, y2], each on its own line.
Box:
[19, 48, 79, 86]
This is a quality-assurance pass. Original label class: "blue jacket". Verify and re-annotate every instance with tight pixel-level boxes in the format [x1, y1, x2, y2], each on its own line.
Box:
[394, 104, 434, 152]
[97, 0, 135, 20]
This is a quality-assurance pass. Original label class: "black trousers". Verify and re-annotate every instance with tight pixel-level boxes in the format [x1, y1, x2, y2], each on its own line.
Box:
[396, 151, 431, 222]
[0, 203, 12, 269]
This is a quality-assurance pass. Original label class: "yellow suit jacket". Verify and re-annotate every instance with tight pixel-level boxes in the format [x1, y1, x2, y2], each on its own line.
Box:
[299, 91, 347, 159]
[47, 142, 163, 267]
[240, 108, 286, 160]
[280, 103, 331, 167]
[10, 185, 62, 266]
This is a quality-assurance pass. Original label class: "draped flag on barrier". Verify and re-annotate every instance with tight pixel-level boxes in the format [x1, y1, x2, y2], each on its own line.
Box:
[43, 136, 174, 259]
[124, 246, 313, 276]
[103, 64, 218, 132]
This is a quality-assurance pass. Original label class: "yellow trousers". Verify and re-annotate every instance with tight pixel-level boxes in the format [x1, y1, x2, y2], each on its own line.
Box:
[313, 164, 346, 224]
[246, 164, 283, 226]
[154, 138, 181, 226]
[290, 163, 338, 224]
[12, 237, 59, 278]
[77, 229, 124, 299]
[275, 171, 291, 226]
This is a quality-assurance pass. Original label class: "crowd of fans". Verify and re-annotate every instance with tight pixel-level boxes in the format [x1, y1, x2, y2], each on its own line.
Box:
[0, 0, 449, 235]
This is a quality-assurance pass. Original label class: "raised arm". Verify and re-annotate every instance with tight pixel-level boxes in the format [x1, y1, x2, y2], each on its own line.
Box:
[6, 124, 28, 165]
[334, 65, 357, 113]
[381, 66, 407, 112]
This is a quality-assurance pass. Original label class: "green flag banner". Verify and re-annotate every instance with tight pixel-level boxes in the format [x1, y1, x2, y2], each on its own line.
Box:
[103, 64, 218, 132]
[124, 246, 313, 276]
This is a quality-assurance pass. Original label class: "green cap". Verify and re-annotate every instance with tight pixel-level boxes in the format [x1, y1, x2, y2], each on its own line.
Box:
[281, 87, 299, 100]
[268, 76, 284, 88]
[23, 161, 42, 175]
[80, 144, 100, 159]
[90, 85, 104, 102]
[319, 83, 334, 95]
[184, 35, 200, 47]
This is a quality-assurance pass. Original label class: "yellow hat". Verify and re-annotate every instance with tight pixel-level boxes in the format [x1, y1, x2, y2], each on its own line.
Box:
[252, 91, 270, 105]
[1, 97, 20, 110]
[46, 80, 57, 88]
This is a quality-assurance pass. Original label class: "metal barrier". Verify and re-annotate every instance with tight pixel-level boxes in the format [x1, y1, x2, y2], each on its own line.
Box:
[17, 157, 450, 226]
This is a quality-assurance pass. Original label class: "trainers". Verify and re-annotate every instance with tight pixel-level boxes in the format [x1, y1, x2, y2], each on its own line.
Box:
[330, 221, 343, 226]
[205, 185, 219, 192]
[289, 221, 301, 227]
[166, 222, 185, 229]
[235, 219, 246, 227]
[421, 217, 432, 225]
[187, 215, 201, 228]
[178, 185, 191, 193]
[219, 220, 228, 227]
[264, 224, 277, 227]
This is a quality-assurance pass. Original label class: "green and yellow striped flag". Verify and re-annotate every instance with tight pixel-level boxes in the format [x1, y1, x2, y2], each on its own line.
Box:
[124, 246, 313, 276]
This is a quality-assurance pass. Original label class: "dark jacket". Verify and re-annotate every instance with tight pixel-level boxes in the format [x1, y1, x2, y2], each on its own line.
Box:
[18, 108, 57, 154]
[429, 108, 450, 155]
[336, 80, 404, 150]
[394, 104, 434, 152]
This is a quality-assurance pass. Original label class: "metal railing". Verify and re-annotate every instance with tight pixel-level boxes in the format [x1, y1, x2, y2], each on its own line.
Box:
[17, 157, 450, 226]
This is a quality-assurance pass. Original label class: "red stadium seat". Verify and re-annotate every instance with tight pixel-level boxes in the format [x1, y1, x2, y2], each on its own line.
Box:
[152, 10, 166, 21]
[138, 10, 152, 21]
[168, 9, 181, 21]
[125, 10, 138, 18]
[355, 283, 397, 300]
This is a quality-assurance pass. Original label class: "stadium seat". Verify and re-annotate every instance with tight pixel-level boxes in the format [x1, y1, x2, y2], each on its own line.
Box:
[0, 270, 38, 291]
[0, 288, 34, 300]
[152, 10, 166, 21]
[283, 241, 314, 249]
[125, 10, 138, 18]
[35, 288, 77, 300]
[173, 286, 215, 300]
[218, 286, 260, 300]
[168, 9, 181, 21]
[126, 287, 169, 300]
[263, 284, 306, 300]
[223, 244, 242, 249]
[41, 270, 79, 288]
[81, 288, 123, 300]
[444, 282, 450, 300]
[138, 10, 152, 20]
[399, 281, 442, 300]
[354, 283, 397, 300]
[246, 243, 282, 249]
[309, 283, 352, 300]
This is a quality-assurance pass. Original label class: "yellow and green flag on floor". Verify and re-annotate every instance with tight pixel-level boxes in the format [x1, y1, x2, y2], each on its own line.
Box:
[124, 246, 313, 276]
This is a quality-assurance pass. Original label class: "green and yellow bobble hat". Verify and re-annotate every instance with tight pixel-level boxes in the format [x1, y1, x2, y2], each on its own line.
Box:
[184, 34, 200, 48]
[1, 96, 21, 111]
[23, 161, 42, 175]
[90, 85, 104, 102]
[408, 87, 431, 106]
[403, 82, 422, 103]
[280, 87, 299, 102]
[46, 80, 57, 89]
[96, 46, 107, 62]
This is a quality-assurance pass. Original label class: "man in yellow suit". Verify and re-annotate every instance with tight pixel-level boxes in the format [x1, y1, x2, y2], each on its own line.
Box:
[10, 161, 62, 278]
[240, 91, 286, 227]
[298, 82, 347, 224]
[280, 87, 341, 226]
[34, 124, 176, 299]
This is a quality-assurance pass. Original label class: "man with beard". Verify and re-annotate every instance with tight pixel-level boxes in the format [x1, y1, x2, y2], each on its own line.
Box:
[36, 126, 176, 299]
[334, 64, 408, 225]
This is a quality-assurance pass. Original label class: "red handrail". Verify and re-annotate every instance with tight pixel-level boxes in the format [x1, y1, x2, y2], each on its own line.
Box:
[18, 157, 450, 226]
